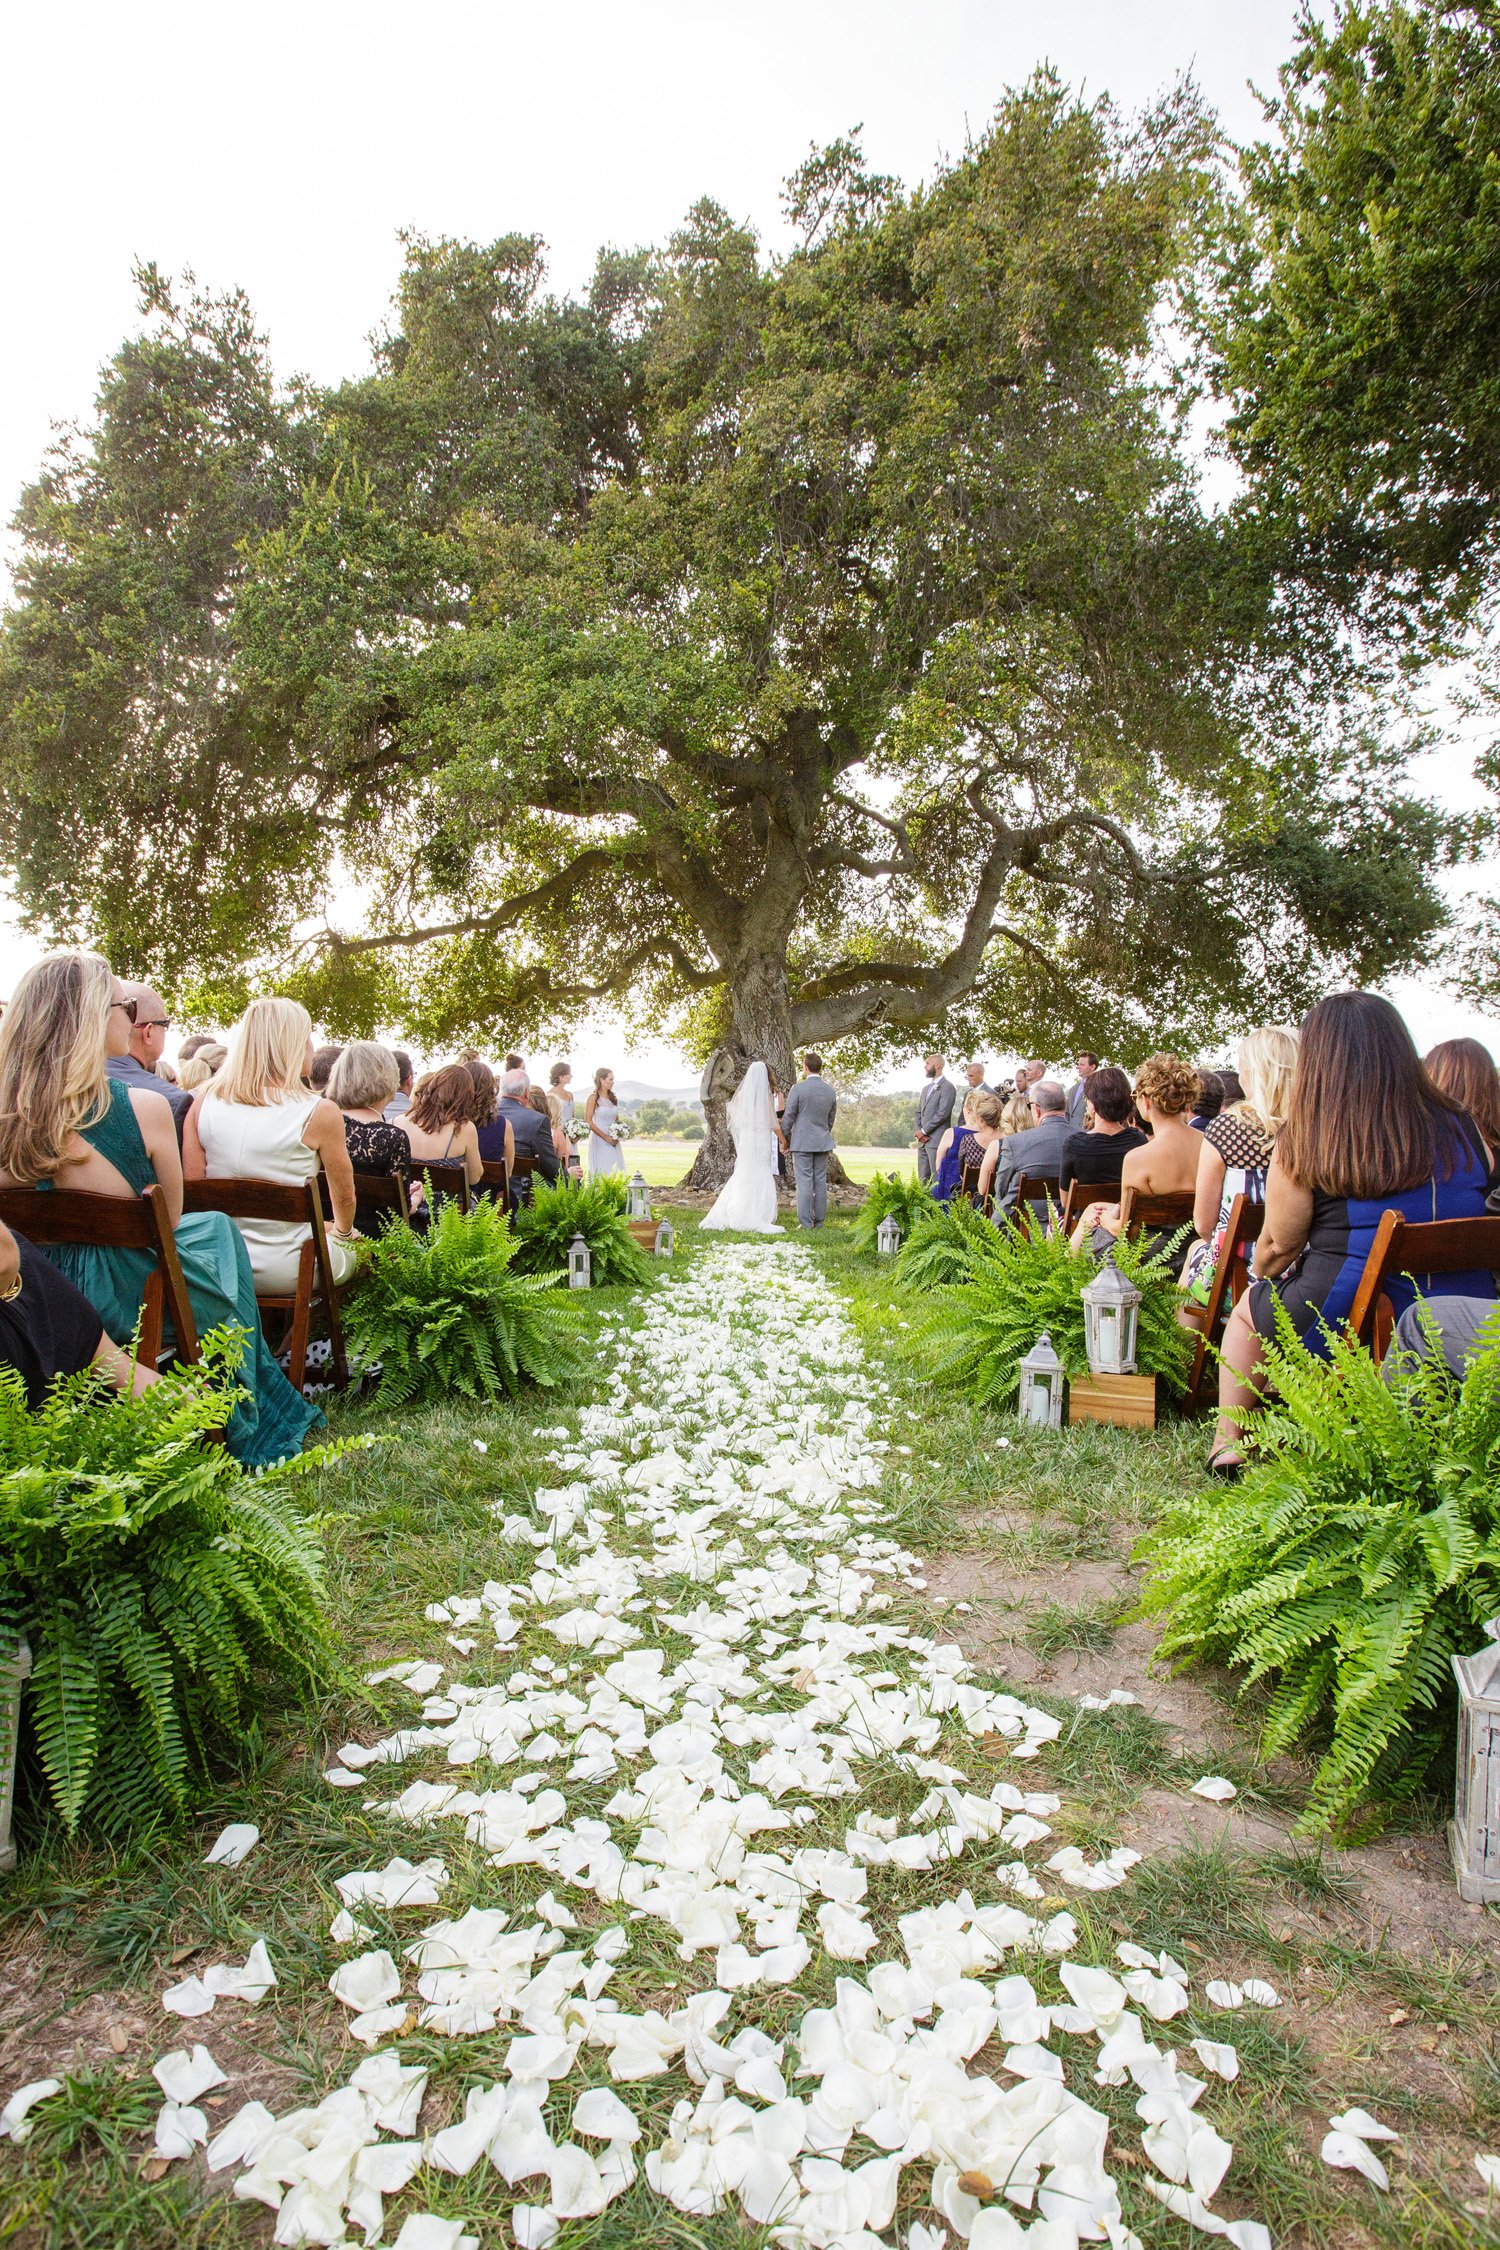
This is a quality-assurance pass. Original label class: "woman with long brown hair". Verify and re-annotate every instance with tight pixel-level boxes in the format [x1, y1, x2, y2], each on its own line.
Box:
[1209, 992, 1495, 1476]
[1425, 1038, 1500, 1165]
[397, 1063, 484, 1195]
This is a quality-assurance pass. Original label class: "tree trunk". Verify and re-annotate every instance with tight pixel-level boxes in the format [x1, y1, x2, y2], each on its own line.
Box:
[681, 955, 849, 1193]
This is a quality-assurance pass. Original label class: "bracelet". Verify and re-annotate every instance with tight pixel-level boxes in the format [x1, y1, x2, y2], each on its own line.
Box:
[0, 1272, 20, 1302]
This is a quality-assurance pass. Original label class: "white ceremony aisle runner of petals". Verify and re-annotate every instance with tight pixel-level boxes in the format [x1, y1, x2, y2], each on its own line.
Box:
[164, 1241, 1279, 2248]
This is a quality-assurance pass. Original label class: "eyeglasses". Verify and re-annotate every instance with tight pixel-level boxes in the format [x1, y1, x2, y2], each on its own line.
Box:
[109, 998, 139, 1024]
[136, 1017, 169, 1031]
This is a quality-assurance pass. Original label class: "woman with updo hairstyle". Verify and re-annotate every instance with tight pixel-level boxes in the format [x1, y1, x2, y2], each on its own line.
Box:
[176, 1041, 227, 1093]
[1073, 1053, 1202, 1255]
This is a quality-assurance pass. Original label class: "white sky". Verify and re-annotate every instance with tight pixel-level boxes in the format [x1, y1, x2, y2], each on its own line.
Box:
[3, 0, 1496, 1085]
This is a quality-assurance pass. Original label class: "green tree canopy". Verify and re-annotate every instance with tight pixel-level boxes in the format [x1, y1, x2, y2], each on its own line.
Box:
[0, 71, 1457, 1174]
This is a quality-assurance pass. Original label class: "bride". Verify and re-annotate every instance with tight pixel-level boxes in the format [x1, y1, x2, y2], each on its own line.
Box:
[701, 1059, 781, 1232]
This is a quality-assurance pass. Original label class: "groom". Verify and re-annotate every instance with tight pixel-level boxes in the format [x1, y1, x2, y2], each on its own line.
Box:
[782, 1052, 838, 1229]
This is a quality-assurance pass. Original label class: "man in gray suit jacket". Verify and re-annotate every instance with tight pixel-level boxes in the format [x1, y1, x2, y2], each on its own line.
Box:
[914, 1053, 956, 1184]
[782, 1053, 838, 1228]
[992, 1080, 1073, 1215]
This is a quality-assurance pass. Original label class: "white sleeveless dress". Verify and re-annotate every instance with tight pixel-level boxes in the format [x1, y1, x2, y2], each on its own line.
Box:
[588, 1096, 625, 1176]
[198, 1091, 359, 1291]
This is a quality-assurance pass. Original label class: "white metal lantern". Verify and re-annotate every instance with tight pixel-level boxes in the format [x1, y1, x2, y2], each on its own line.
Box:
[1450, 1615, 1500, 1902]
[1082, 1255, 1142, 1376]
[568, 1233, 592, 1290]
[876, 1213, 902, 1257]
[654, 1218, 675, 1257]
[627, 1171, 651, 1221]
[1018, 1330, 1066, 1428]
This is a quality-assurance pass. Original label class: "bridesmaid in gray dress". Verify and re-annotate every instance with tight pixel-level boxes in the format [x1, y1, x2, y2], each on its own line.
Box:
[586, 1066, 625, 1176]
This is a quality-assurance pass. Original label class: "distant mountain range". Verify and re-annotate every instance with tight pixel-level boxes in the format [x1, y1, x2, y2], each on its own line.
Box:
[615, 1081, 702, 1106]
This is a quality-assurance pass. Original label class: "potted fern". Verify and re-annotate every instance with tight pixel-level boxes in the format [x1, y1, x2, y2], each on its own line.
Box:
[917, 1223, 1192, 1415]
[0, 1335, 354, 1841]
[512, 1177, 654, 1289]
[344, 1196, 583, 1407]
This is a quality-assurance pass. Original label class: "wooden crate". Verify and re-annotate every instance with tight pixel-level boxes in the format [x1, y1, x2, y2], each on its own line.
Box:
[626, 1218, 658, 1249]
[1067, 1371, 1159, 1430]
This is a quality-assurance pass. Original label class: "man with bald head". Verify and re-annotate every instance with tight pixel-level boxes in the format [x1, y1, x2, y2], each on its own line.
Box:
[106, 979, 192, 1135]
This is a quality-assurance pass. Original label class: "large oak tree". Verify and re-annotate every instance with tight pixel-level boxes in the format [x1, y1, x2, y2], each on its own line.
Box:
[0, 74, 1453, 1177]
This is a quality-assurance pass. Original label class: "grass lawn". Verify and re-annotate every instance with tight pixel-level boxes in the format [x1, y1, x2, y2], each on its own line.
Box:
[1, 1213, 1495, 2248]
[623, 1139, 917, 1186]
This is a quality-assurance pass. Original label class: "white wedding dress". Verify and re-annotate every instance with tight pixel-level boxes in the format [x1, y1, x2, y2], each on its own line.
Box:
[701, 1060, 780, 1232]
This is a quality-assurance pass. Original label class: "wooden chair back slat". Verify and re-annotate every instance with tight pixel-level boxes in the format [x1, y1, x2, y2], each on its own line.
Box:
[1186, 1194, 1264, 1416]
[1007, 1173, 1059, 1240]
[478, 1160, 511, 1204]
[350, 1169, 408, 1214]
[1117, 1185, 1199, 1237]
[1347, 1210, 1500, 1355]
[0, 1184, 200, 1368]
[183, 1176, 351, 1391]
[1059, 1179, 1088, 1236]
[417, 1161, 471, 1214]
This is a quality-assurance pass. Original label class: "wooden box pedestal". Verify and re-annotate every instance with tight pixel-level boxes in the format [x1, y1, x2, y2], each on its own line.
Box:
[626, 1219, 658, 1250]
[1067, 1371, 1159, 1430]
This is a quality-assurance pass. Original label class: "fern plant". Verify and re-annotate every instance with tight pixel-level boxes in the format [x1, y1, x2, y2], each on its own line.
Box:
[344, 1194, 582, 1406]
[1140, 1303, 1500, 1835]
[0, 1334, 352, 1837]
[896, 1196, 1011, 1291]
[851, 1172, 935, 1253]
[512, 1175, 653, 1288]
[918, 1225, 1193, 1408]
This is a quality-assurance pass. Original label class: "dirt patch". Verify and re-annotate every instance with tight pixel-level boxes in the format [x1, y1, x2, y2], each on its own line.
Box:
[922, 1539, 1500, 1967]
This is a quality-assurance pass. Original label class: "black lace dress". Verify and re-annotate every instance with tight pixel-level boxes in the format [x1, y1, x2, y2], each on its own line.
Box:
[343, 1116, 411, 1237]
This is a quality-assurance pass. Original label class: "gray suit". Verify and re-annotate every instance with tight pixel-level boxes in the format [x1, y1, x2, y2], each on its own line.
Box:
[992, 1111, 1073, 1213]
[915, 1074, 956, 1184]
[1066, 1079, 1091, 1125]
[782, 1072, 838, 1228]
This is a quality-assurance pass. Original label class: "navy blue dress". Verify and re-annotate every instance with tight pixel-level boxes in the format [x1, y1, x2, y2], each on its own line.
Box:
[1250, 1115, 1495, 1357]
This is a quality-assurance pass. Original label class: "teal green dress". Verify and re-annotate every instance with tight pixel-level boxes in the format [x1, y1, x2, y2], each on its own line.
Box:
[47, 1083, 323, 1467]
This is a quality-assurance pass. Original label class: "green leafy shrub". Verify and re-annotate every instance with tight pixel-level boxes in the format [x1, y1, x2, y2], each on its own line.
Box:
[345, 1196, 582, 1406]
[0, 1335, 348, 1837]
[512, 1175, 654, 1288]
[896, 1196, 1011, 1291]
[1141, 1305, 1500, 1835]
[851, 1171, 935, 1253]
[918, 1225, 1193, 1408]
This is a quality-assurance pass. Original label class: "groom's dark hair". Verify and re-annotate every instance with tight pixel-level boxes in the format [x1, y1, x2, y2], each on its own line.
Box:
[803, 1052, 823, 1073]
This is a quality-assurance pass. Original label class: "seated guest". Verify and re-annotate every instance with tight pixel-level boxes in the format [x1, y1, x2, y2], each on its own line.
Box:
[1216, 1067, 1246, 1106]
[998, 1084, 1035, 1137]
[1075, 1053, 1203, 1258]
[0, 1217, 158, 1403]
[933, 1092, 981, 1201]
[308, 1043, 343, 1094]
[1386, 1295, 1500, 1381]
[178, 1032, 215, 1066]
[966, 1092, 1009, 1203]
[398, 1063, 484, 1197]
[528, 1084, 570, 1168]
[505, 1052, 526, 1075]
[992, 1079, 1073, 1215]
[1189, 1070, 1224, 1132]
[498, 1067, 560, 1200]
[1181, 1026, 1297, 1305]
[0, 952, 320, 1464]
[1059, 1066, 1147, 1196]
[469, 1059, 516, 1191]
[384, 1050, 415, 1121]
[107, 980, 192, 1134]
[1210, 991, 1496, 1476]
[176, 1040, 227, 1093]
[1425, 1037, 1500, 1165]
[329, 1042, 413, 1233]
[187, 999, 360, 1292]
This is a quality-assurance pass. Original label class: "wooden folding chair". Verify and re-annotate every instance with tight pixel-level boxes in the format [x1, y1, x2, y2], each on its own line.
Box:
[1007, 1173, 1060, 1240]
[1116, 1185, 1199, 1242]
[1058, 1179, 1088, 1235]
[420, 1161, 471, 1214]
[506, 1151, 537, 1211]
[0, 1184, 199, 1370]
[478, 1159, 511, 1205]
[1184, 1193, 1264, 1416]
[183, 1178, 351, 1393]
[349, 1168, 410, 1233]
[956, 1154, 982, 1206]
[1346, 1210, 1500, 1361]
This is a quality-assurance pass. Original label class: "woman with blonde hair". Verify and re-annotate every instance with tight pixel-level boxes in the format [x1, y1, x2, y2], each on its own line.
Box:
[176, 1041, 226, 1093]
[185, 997, 359, 1290]
[0, 952, 319, 1462]
[1073, 1053, 1202, 1258]
[1181, 1025, 1299, 1305]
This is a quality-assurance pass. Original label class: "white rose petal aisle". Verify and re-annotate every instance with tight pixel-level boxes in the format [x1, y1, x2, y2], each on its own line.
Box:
[61, 1240, 1288, 2247]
